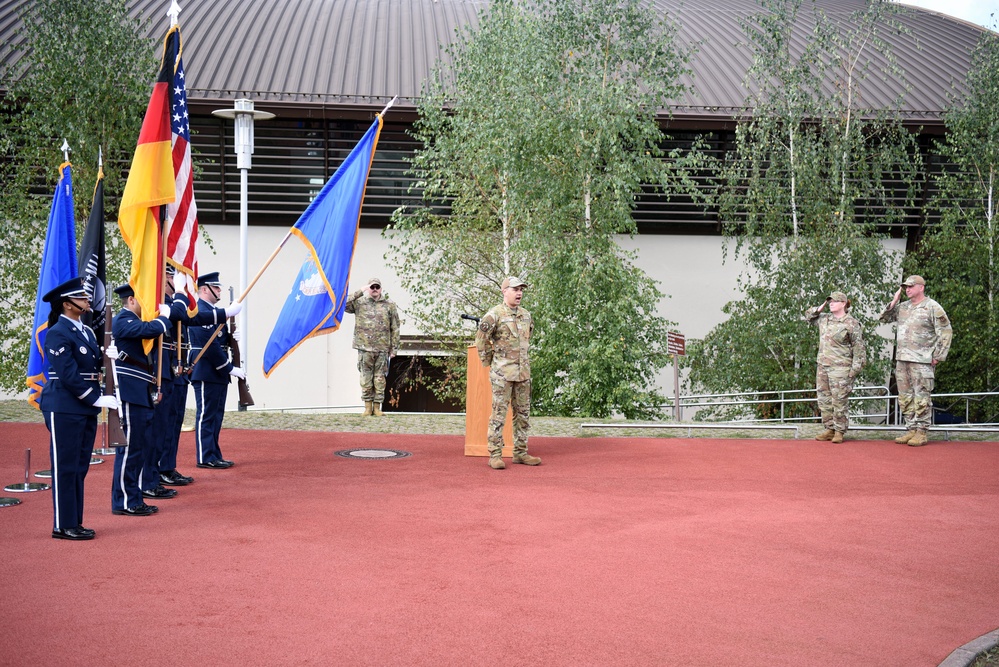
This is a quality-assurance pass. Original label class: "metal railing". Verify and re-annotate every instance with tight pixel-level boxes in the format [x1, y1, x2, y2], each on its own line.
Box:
[672, 386, 891, 424]
[664, 387, 999, 429]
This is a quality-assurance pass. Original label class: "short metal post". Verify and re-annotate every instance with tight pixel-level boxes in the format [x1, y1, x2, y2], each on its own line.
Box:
[4, 448, 50, 493]
[94, 416, 115, 455]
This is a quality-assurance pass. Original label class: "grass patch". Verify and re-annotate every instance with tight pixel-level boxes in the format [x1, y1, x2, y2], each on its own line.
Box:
[973, 645, 999, 667]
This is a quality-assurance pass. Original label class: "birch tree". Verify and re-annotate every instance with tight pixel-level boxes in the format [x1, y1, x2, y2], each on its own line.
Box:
[908, 31, 999, 418]
[390, 0, 699, 417]
[687, 0, 917, 418]
[0, 0, 156, 391]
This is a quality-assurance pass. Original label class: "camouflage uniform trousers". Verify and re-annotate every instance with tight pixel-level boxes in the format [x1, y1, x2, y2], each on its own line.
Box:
[896, 360, 935, 431]
[816, 365, 855, 433]
[488, 370, 531, 458]
[357, 350, 389, 402]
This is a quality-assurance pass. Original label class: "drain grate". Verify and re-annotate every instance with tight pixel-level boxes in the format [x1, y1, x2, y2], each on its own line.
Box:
[334, 449, 412, 460]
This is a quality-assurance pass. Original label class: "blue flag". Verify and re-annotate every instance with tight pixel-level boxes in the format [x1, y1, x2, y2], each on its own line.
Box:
[26, 162, 78, 408]
[263, 115, 383, 376]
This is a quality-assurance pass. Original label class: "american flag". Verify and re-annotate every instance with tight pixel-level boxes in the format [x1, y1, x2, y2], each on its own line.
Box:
[166, 34, 199, 311]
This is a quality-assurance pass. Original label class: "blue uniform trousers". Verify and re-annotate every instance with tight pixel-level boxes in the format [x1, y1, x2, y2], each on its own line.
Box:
[113, 401, 154, 510]
[44, 411, 97, 531]
[158, 380, 188, 473]
[142, 381, 175, 490]
[193, 380, 228, 464]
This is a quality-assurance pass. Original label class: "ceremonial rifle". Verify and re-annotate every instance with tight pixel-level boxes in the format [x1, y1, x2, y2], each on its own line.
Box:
[102, 300, 127, 447]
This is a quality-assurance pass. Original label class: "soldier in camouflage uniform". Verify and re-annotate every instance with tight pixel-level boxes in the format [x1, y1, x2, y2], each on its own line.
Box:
[474, 276, 541, 469]
[806, 291, 866, 443]
[880, 275, 952, 446]
[345, 278, 400, 416]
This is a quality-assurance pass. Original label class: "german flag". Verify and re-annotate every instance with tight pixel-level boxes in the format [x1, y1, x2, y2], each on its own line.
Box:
[118, 27, 179, 350]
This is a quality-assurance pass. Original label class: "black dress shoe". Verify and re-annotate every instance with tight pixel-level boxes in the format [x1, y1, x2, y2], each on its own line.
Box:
[197, 459, 234, 469]
[77, 526, 96, 537]
[142, 486, 178, 499]
[160, 470, 193, 486]
[112, 504, 156, 516]
[52, 527, 95, 540]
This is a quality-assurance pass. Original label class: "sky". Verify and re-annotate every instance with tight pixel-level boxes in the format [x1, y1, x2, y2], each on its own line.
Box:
[899, 0, 998, 30]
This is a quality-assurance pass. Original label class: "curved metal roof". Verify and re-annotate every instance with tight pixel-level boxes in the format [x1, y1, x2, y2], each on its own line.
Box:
[0, 0, 991, 119]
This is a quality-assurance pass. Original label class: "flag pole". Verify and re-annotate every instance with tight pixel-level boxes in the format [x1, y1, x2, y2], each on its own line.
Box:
[229, 97, 396, 307]
[168, 0, 180, 28]
[186, 229, 292, 369]
[193, 100, 397, 372]
[378, 96, 398, 117]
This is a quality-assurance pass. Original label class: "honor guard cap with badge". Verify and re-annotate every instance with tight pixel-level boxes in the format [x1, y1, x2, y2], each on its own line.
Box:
[198, 272, 221, 287]
[501, 276, 528, 290]
[113, 284, 135, 300]
[42, 276, 89, 304]
[165, 264, 177, 276]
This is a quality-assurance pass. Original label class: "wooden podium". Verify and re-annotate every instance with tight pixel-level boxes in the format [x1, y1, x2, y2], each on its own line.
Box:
[464, 345, 513, 456]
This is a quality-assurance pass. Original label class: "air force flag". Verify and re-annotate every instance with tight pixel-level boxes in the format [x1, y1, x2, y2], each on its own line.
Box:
[262, 115, 383, 376]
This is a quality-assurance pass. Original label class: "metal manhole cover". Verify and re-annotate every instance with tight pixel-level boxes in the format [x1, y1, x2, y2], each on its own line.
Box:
[334, 449, 412, 460]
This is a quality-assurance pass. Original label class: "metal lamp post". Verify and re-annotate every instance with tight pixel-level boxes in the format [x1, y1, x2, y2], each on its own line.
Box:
[211, 99, 274, 409]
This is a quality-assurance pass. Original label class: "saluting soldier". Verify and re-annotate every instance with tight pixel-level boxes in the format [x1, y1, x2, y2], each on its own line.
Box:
[109, 284, 171, 516]
[806, 291, 866, 443]
[40, 276, 120, 540]
[187, 272, 244, 469]
[474, 276, 541, 470]
[880, 275, 953, 447]
[344, 277, 400, 416]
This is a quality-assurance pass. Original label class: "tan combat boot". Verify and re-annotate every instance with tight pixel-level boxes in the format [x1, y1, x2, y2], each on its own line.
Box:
[372, 403, 384, 416]
[831, 431, 844, 444]
[894, 430, 915, 444]
[512, 452, 542, 466]
[362, 401, 373, 416]
[489, 457, 506, 470]
[907, 430, 929, 447]
[815, 429, 835, 441]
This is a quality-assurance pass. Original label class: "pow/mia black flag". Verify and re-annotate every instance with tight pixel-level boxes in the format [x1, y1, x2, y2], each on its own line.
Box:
[78, 168, 107, 338]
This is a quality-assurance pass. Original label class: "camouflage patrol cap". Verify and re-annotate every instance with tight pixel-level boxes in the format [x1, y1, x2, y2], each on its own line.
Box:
[901, 275, 925, 287]
[501, 276, 528, 290]
[829, 291, 849, 302]
[368, 277, 382, 288]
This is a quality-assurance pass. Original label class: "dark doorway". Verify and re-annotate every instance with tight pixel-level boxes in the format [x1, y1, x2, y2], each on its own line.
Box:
[383, 355, 462, 413]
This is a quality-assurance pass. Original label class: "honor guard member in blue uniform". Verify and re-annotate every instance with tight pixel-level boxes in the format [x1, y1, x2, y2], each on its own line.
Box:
[154, 268, 238, 487]
[40, 277, 120, 540]
[109, 283, 171, 516]
[187, 272, 245, 469]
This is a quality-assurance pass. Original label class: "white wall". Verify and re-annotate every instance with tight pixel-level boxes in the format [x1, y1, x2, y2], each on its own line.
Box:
[2, 228, 907, 410]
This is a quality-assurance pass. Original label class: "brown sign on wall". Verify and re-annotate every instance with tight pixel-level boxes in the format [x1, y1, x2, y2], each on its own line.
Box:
[667, 331, 685, 356]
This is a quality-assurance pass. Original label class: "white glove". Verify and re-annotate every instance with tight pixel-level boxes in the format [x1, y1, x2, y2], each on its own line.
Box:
[104, 343, 119, 359]
[229, 366, 246, 380]
[232, 327, 242, 343]
[173, 273, 187, 294]
[94, 395, 120, 411]
[158, 303, 171, 318]
[225, 301, 243, 318]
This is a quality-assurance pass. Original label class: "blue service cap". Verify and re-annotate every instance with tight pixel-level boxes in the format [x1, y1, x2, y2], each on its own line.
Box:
[198, 272, 221, 287]
[113, 284, 135, 300]
[42, 276, 89, 303]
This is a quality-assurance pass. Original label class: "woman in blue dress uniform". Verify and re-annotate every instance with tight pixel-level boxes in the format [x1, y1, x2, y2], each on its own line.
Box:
[39, 276, 120, 540]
